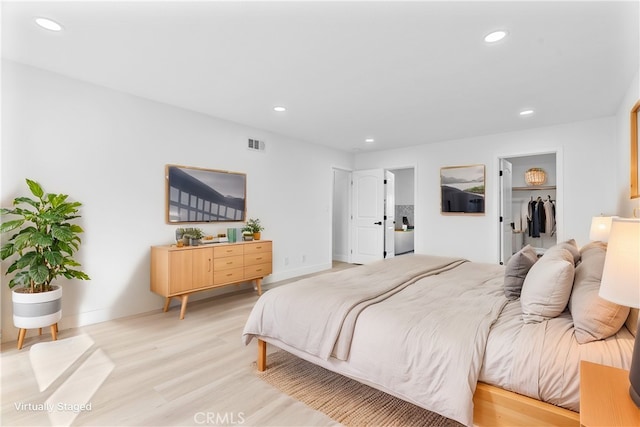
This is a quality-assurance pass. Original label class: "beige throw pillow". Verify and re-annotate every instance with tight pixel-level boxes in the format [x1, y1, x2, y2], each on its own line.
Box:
[504, 245, 538, 300]
[521, 247, 575, 323]
[569, 242, 630, 344]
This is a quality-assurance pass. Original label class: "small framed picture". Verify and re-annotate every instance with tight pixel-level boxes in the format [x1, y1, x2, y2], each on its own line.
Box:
[440, 164, 485, 215]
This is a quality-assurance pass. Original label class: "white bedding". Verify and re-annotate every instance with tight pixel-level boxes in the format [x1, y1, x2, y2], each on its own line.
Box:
[243, 255, 508, 426]
[243, 254, 635, 426]
[480, 300, 635, 412]
[242, 254, 467, 360]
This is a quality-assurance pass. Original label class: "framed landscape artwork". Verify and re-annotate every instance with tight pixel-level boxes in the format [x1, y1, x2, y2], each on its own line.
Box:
[440, 164, 485, 215]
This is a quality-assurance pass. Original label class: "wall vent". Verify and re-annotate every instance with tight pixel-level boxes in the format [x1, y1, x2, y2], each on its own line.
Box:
[248, 138, 266, 152]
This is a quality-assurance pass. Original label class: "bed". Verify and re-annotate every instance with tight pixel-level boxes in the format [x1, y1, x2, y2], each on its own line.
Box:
[242, 241, 636, 427]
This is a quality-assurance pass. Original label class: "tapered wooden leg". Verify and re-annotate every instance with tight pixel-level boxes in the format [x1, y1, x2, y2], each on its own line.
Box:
[38, 328, 42, 336]
[255, 278, 263, 296]
[257, 339, 267, 371]
[163, 297, 171, 313]
[50, 324, 58, 341]
[17, 329, 26, 350]
[54, 323, 58, 333]
[179, 295, 189, 320]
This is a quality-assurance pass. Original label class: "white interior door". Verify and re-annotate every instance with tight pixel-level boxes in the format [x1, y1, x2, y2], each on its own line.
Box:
[351, 169, 385, 264]
[499, 159, 513, 264]
[385, 170, 395, 258]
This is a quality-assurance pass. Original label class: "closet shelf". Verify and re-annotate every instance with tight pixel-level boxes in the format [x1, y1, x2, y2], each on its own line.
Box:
[512, 186, 556, 191]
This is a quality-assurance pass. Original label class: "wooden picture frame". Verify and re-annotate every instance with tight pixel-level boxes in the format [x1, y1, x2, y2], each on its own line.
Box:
[631, 100, 640, 199]
[440, 164, 485, 215]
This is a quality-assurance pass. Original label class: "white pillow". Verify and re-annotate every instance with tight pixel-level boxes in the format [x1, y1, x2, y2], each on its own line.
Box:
[569, 242, 629, 344]
[521, 247, 575, 323]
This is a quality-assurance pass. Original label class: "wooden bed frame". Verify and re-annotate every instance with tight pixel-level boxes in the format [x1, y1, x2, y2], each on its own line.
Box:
[256, 339, 579, 427]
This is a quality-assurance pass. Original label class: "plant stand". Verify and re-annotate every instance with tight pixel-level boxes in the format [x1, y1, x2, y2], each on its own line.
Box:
[17, 323, 58, 350]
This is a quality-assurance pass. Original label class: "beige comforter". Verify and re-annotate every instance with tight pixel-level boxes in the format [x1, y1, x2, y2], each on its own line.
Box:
[242, 254, 466, 360]
[242, 255, 509, 426]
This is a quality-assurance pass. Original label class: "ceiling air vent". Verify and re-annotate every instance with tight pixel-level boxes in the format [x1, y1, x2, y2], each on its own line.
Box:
[248, 138, 266, 152]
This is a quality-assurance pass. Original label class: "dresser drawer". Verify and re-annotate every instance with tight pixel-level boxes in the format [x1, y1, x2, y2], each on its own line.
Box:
[214, 267, 244, 285]
[213, 255, 244, 271]
[244, 251, 272, 266]
[213, 245, 244, 258]
[245, 263, 272, 279]
[244, 241, 272, 255]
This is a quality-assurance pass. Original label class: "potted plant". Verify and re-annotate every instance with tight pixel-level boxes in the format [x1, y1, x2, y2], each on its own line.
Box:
[0, 179, 90, 349]
[243, 218, 264, 240]
[183, 227, 204, 246]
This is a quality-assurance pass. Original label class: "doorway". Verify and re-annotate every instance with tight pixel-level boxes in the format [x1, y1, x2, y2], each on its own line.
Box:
[499, 153, 558, 264]
[332, 167, 415, 264]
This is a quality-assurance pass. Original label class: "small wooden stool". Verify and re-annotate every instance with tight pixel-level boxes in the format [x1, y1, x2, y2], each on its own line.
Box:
[17, 323, 58, 350]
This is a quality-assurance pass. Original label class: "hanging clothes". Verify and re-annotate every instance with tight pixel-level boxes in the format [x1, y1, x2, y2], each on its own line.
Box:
[528, 198, 535, 237]
[543, 198, 556, 236]
[538, 198, 546, 234]
[531, 198, 541, 237]
[519, 201, 529, 233]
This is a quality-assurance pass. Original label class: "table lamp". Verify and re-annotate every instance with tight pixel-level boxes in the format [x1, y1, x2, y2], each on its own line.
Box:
[599, 218, 640, 407]
[589, 216, 616, 242]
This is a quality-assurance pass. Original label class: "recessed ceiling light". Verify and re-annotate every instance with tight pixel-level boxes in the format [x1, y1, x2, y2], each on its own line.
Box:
[35, 17, 63, 32]
[273, 106, 286, 112]
[484, 30, 507, 43]
[519, 109, 535, 116]
[365, 138, 375, 143]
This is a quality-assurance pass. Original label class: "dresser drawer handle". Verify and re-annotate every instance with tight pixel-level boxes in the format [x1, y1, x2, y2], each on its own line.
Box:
[226, 273, 233, 277]
[255, 257, 262, 261]
[226, 261, 233, 265]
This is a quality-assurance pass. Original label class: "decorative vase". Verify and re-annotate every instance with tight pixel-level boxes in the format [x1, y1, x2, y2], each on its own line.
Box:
[12, 285, 62, 329]
[253, 232, 261, 240]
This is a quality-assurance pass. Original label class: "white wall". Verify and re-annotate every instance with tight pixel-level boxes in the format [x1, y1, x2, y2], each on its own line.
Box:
[390, 168, 414, 205]
[1, 61, 353, 342]
[332, 168, 351, 262]
[354, 117, 618, 263]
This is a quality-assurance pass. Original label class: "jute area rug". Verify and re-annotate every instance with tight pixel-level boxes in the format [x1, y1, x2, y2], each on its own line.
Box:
[256, 351, 464, 427]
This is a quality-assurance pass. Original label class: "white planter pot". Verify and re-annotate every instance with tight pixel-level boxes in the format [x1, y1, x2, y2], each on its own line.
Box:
[12, 285, 62, 329]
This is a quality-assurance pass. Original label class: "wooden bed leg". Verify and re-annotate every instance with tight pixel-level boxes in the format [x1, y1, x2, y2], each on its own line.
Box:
[257, 339, 267, 371]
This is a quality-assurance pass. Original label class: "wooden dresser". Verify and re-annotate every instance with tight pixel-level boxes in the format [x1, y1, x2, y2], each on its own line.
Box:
[151, 240, 272, 319]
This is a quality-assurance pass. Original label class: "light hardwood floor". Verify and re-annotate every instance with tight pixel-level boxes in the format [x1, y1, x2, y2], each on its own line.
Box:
[1, 264, 355, 427]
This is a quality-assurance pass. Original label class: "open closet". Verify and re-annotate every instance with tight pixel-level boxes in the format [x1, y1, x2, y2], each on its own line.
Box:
[499, 153, 557, 264]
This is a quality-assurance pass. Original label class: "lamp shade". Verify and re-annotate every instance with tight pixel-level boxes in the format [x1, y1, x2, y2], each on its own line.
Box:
[589, 216, 616, 242]
[524, 168, 546, 186]
[599, 218, 640, 308]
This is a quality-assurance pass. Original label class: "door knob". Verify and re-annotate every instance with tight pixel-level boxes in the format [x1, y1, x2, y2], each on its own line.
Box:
[374, 221, 382, 225]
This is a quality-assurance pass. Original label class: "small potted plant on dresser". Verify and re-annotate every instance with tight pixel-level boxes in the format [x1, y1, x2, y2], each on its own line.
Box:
[183, 227, 204, 246]
[0, 179, 90, 349]
[243, 218, 264, 240]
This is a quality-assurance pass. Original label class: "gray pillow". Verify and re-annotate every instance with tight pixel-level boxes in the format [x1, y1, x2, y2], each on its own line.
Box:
[569, 242, 630, 344]
[521, 247, 575, 323]
[554, 239, 581, 265]
[504, 245, 538, 300]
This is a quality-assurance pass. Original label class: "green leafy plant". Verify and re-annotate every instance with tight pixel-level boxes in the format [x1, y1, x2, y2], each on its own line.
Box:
[0, 179, 90, 293]
[242, 218, 264, 234]
[183, 227, 204, 239]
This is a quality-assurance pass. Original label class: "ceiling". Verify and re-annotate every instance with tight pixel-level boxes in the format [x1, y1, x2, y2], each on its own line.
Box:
[2, 1, 638, 153]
